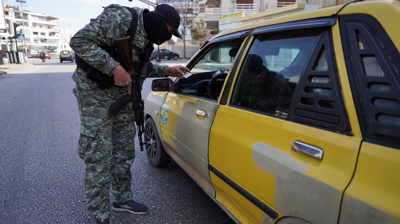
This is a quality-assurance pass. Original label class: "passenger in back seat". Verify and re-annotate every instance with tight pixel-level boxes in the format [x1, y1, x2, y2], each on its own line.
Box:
[237, 54, 292, 114]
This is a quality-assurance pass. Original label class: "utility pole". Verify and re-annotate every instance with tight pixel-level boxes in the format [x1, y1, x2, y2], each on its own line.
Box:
[13, 23, 20, 52]
[16, 0, 26, 52]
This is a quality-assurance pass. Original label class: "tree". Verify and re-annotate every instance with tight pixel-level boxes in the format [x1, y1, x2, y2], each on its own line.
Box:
[172, 0, 196, 59]
[189, 19, 208, 45]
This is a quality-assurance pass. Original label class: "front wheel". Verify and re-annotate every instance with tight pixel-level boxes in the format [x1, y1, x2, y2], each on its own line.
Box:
[144, 118, 171, 167]
[173, 55, 178, 60]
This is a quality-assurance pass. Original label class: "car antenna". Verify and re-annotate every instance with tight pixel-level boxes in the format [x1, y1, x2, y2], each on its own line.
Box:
[332, 0, 357, 17]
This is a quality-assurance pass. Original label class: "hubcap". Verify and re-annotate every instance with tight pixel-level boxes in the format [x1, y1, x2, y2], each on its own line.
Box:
[145, 126, 157, 158]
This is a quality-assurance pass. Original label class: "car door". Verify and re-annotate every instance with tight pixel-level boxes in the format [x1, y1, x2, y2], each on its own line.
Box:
[159, 32, 248, 197]
[209, 19, 362, 224]
[338, 12, 400, 224]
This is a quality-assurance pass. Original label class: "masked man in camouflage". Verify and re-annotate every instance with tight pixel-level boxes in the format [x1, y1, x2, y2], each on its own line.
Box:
[70, 4, 190, 224]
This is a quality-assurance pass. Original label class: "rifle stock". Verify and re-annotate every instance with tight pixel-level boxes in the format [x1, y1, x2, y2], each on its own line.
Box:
[112, 36, 146, 151]
[114, 37, 133, 72]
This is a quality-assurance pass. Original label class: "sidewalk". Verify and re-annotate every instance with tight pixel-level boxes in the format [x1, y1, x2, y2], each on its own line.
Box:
[0, 58, 37, 75]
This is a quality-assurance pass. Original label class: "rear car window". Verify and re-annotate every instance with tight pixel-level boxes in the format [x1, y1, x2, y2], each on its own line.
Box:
[340, 14, 400, 148]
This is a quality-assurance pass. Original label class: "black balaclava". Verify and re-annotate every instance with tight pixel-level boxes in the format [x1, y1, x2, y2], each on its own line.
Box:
[143, 11, 172, 45]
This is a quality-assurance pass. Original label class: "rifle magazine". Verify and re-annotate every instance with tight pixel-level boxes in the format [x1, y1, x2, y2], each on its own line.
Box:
[108, 94, 132, 116]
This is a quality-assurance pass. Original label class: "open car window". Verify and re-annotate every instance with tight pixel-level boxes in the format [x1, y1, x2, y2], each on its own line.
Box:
[178, 38, 245, 100]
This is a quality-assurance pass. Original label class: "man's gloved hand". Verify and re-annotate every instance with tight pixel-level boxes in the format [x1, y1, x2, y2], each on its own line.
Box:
[165, 65, 190, 79]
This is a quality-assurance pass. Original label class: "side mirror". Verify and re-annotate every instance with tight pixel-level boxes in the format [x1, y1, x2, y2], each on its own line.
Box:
[151, 78, 174, 92]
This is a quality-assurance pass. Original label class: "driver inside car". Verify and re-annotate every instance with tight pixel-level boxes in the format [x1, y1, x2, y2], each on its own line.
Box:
[236, 54, 292, 114]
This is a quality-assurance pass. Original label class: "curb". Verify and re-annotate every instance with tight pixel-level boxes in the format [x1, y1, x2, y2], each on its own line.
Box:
[0, 59, 36, 75]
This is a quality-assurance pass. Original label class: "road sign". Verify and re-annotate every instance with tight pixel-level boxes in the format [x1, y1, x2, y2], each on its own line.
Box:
[17, 34, 25, 40]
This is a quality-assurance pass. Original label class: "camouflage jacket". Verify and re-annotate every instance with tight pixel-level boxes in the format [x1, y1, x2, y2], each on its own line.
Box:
[70, 4, 167, 83]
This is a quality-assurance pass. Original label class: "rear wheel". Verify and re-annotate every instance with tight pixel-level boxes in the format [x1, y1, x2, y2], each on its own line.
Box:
[144, 118, 171, 167]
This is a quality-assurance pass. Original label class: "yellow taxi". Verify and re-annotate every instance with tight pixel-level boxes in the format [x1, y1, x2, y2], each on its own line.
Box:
[59, 50, 74, 63]
[144, 1, 400, 223]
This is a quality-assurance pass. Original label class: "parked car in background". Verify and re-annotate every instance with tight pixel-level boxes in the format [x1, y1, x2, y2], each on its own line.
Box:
[144, 1, 400, 224]
[33, 52, 51, 59]
[151, 49, 179, 60]
[59, 50, 74, 63]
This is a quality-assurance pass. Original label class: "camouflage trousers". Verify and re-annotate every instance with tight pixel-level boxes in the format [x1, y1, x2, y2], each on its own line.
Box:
[73, 74, 136, 221]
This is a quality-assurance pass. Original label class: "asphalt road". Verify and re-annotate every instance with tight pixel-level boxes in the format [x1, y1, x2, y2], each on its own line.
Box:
[0, 59, 235, 224]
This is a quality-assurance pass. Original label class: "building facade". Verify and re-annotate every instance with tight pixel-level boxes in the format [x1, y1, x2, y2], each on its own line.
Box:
[157, 0, 353, 59]
[159, 0, 353, 39]
[0, 4, 71, 58]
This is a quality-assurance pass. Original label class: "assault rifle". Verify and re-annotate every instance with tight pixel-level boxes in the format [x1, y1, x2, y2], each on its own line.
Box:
[108, 36, 145, 151]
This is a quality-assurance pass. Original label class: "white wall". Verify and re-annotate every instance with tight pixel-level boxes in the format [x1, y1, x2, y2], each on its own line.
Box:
[0, 0, 6, 30]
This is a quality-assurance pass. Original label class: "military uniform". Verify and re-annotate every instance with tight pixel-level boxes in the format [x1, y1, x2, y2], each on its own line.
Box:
[70, 4, 167, 221]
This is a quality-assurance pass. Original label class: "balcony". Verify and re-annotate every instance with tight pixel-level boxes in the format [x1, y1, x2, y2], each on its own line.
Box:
[234, 4, 259, 11]
[234, 4, 259, 13]
[265, 0, 352, 10]
[201, 8, 221, 21]
[265, 1, 305, 9]
[204, 8, 221, 15]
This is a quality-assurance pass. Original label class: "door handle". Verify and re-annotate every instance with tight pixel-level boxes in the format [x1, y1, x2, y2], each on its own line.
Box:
[291, 141, 324, 160]
[196, 109, 208, 118]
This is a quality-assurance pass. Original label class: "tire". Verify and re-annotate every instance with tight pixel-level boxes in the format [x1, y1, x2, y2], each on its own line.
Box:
[60, 60, 63, 63]
[144, 118, 171, 167]
[173, 55, 178, 60]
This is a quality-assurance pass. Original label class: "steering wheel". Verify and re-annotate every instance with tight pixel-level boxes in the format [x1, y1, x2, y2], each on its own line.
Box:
[207, 70, 228, 99]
